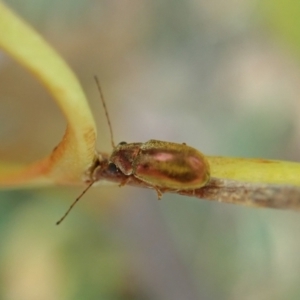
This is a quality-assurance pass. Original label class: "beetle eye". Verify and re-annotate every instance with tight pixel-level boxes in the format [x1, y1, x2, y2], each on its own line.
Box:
[118, 141, 127, 145]
[107, 163, 118, 174]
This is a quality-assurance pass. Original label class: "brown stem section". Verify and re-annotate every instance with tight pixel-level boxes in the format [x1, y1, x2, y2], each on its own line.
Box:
[92, 154, 300, 211]
[187, 178, 300, 210]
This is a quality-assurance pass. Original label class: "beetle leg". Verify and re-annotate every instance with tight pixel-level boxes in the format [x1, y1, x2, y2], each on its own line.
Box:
[119, 176, 130, 187]
[154, 187, 163, 200]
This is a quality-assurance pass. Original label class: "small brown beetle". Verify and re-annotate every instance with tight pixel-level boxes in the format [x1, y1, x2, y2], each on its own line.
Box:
[56, 78, 210, 224]
[109, 139, 210, 196]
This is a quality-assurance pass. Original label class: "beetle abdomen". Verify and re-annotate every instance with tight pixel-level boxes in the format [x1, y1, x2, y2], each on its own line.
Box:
[133, 140, 210, 190]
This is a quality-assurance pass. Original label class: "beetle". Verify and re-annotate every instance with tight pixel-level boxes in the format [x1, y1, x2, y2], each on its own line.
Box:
[56, 77, 210, 224]
[108, 139, 210, 197]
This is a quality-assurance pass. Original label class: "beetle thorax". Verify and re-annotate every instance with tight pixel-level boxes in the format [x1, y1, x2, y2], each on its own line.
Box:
[109, 142, 142, 175]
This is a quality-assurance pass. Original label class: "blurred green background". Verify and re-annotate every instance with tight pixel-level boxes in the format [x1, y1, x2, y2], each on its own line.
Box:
[1, 0, 300, 299]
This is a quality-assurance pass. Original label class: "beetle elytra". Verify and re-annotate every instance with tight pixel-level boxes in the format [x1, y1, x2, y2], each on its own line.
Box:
[109, 139, 210, 195]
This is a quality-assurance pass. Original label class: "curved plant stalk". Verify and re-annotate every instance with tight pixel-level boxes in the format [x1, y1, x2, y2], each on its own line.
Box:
[0, 2, 97, 187]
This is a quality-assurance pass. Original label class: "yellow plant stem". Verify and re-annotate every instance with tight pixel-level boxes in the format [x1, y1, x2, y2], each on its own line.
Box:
[93, 154, 300, 210]
[0, 2, 97, 186]
[208, 156, 300, 186]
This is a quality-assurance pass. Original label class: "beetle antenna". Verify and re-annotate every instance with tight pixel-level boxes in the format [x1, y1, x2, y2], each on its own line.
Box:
[94, 76, 115, 148]
[56, 181, 94, 225]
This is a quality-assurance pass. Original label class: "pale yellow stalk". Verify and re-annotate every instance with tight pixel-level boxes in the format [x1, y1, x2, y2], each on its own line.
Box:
[0, 2, 97, 186]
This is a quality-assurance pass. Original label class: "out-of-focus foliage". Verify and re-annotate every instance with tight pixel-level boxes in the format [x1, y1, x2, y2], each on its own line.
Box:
[1, 0, 300, 299]
[261, 0, 300, 55]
